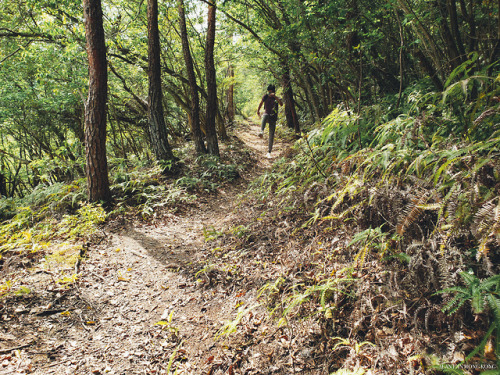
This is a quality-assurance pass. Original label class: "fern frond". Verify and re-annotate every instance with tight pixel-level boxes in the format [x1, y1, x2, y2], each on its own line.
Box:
[459, 271, 478, 287]
[486, 293, 500, 358]
[354, 245, 369, 269]
[438, 285, 468, 295]
[397, 193, 428, 235]
[477, 237, 490, 261]
[486, 294, 500, 325]
[473, 198, 499, 236]
[416, 203, 442, 210]
[442, 294, 468, 315]
[471, 290, 486, 314]
[481, 278, 500, 301]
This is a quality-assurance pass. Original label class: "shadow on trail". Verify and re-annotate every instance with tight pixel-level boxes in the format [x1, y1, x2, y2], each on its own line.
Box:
[122, 226, 205, 275]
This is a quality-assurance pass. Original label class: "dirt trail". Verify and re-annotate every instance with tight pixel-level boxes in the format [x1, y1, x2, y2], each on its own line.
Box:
[1, 121, 287, 375]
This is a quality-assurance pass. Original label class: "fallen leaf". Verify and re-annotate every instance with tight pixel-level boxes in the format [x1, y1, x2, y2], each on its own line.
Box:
[485, 338, 496, 360]
[205, 355, 214, 364]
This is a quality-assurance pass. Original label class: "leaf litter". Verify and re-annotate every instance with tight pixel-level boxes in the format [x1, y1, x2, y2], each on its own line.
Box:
[0, 121, 496, 374]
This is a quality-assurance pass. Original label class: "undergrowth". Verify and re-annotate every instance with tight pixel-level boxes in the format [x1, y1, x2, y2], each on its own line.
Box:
[0, 147, 243, 280]
[219, 70, 499, 373]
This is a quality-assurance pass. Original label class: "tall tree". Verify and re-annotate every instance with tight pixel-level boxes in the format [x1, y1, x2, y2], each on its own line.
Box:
[226, 65, 235, 125]
[178, 0, 206, 155]
[82, 0, 111, 203]
[147, 0, 175, 162]
[281, 66, 300, 134]
[0, 172, 7, 198]
[204, 0, 220, 156]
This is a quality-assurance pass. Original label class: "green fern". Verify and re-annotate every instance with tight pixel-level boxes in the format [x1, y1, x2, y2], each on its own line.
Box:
[437, 271, 500, 367]
[438, 272, 500, 315]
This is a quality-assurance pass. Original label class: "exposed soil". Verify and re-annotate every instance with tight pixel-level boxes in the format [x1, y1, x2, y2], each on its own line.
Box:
[0, 121, 296, 374]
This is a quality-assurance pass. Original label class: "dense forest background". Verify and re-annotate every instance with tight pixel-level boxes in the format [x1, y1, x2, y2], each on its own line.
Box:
[0, 0, 498, 197]
[0, 0, 499, 373]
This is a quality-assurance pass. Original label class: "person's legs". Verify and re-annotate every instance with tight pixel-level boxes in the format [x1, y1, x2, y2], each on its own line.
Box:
[268, 119, 276, 153]
[260, 114, 269, 137]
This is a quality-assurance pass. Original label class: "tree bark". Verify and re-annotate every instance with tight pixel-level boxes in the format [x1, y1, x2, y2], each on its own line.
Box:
[437, 0, 461, 69]
[415, 50, 444, 91]
[0, 172, 7, 197]
[204, 0, 219, 156]
[303, 71, 321, 122]
[447, 0, 466, 58]
[396, 0, 444, 76]
[281, 67, 300, 134]
[226, 65, 235, 125]
[147, 0, 175, 162]
[459, 0, 476, 52]
[489, 0, 500, 74]
[217, 104, 228, 141]
[178, 0, 206, 154]
[83, 0, 111, 203]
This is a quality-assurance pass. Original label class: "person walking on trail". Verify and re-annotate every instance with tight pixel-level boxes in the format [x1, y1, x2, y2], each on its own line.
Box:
[257, 84, 283, 158]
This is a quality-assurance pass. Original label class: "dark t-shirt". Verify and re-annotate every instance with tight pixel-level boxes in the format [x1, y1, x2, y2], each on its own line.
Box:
[262, 94, 278, 116]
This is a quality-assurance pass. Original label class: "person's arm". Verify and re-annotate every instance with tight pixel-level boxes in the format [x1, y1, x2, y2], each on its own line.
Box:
[257, 99, 264, 117]
[269, 92, 283, 106]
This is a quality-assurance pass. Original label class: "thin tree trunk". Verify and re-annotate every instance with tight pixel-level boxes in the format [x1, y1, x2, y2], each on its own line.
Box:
[0, 172, 7, 197]
[395, 9, 404, 109]
[147, 0, 174, 163]
[216, 106, 228, 140]
[304, 71, 321, 122]
[204, 0, 219, 156]
[83, 0, 111, 203]
[437, 0, 461, 68]
[298, 73, 317, 122]
[178, 0, 206, 154]
[281, 67, 300, 134]
[489, 0, 500, 74]
[447, 0, 466, 57]
[226, 65, 235, 125]
[459, 0, 476, 52]
[397, 0, 444, 75]
[415, 50, 444, 91]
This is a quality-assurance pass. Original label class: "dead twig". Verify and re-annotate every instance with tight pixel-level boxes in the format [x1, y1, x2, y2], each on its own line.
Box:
[0, 342, 35, 354]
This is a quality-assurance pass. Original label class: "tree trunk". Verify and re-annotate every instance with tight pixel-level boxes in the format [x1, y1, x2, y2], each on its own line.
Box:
[437, 0, 461, 69]
[297, 73, 317, 122]
[459, 0, 476, 52]
[226, 65, 235, 125]
[447, 0, 466, 57]
[415, 50, 444, 91]
[83, 0, 111, 203]
[178, 0, 206, 154]
[204, 0, 219, 156]
[0, 172, 7, 197]
[281, 67, 300, 134]
[303, 71, 321, 122]
[147, 0, 174, 162]
[217, 106, 228, 141]
[489, 0, 500, 74]
[396, 0, 444, 76]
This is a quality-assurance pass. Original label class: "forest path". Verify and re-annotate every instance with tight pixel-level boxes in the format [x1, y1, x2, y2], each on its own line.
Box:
[6, 120, 288, 375]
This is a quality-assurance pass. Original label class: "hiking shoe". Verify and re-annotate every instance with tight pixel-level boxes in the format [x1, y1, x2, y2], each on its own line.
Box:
[266, 152, 272, 159]
[258, 132, 263, 138]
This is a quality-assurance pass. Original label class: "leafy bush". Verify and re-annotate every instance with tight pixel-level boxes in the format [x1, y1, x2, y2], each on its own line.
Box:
[0, 198, 16, 221]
